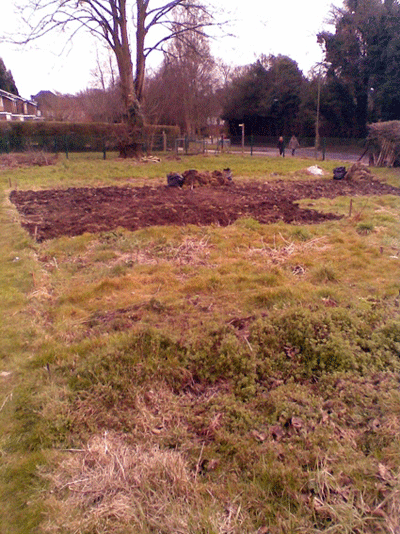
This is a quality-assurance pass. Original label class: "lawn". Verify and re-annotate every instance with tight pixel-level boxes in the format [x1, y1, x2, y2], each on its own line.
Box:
[1, 152, 400, 534]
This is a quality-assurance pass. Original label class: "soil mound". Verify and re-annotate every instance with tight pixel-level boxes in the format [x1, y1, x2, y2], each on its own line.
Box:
[345, 162, 374, 181]
[182, 169, 233, 188]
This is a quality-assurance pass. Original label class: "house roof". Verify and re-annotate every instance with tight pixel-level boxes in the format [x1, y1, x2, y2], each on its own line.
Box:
[0, 88, 37, 106]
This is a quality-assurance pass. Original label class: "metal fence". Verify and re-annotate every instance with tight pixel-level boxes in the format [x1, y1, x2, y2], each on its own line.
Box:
[228, 135, 368, 161]
[0, 131, 178, 157]
[0, 130, 368, 161]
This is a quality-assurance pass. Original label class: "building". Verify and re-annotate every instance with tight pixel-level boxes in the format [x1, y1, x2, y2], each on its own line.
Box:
[0, 89, 41, 121]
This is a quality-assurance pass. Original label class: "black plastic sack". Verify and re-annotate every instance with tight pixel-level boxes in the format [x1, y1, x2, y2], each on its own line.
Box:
[333, 166, 346, 180]
[167, 172, 185, 187]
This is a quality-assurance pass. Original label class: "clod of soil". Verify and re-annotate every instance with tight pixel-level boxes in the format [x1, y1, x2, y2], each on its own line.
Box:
[9, 178, 400, 242]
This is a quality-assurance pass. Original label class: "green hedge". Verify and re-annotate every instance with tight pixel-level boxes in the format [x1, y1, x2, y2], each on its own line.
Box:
[0, 122, 180, 153]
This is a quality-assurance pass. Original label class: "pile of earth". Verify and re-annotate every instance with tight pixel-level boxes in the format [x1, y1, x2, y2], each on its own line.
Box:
[9, 173, 400, 242]
[344, 162, 375, 180]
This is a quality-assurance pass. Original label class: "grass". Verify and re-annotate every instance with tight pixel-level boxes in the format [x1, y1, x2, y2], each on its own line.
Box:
[2, 150, 355, 189]
[1, 151, 400, 533]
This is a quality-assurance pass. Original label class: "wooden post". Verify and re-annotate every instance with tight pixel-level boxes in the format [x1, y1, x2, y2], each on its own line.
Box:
[349, 199, 353, 217]
[102, 136, 106, 160]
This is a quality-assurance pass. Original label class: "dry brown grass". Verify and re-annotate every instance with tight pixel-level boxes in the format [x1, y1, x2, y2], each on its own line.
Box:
[42, 432, 245, 534]
[112, 236, 213, 267]
[310, 458, 400, 534]
[245, 234, 330, 264]
[0, 151, 58, 170]
[43, 433, 194, 533]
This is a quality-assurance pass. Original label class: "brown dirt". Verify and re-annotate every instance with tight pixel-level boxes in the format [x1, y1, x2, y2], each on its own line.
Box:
[9, 177, 400, 242]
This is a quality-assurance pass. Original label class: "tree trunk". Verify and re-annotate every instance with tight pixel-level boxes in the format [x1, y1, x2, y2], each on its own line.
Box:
[135, 0, 148, 104]
[112, 0, 145, 157]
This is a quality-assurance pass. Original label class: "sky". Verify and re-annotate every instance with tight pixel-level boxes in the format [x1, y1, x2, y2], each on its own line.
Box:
[0, 0, 343, 100]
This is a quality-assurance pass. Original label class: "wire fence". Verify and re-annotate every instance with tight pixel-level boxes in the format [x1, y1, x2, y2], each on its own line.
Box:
[227, 135, 368, 162]
[0, 130, 368, 161]
[0, 131, 178, 157]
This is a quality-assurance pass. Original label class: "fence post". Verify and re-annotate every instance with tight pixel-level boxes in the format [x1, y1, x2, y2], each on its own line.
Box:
[65, 135, 69, 159]
[102, 136, 106, 160]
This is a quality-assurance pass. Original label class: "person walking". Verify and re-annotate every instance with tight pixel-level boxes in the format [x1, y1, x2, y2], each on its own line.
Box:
[288, 135, 300, 156]
[277, 136, 285, 157]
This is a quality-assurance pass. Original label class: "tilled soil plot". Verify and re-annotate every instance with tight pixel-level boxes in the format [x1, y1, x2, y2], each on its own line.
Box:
[9, 178, 400, 242]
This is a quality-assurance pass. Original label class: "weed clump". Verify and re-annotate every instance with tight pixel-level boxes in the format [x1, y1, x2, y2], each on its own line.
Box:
[356, 221, 375, 235]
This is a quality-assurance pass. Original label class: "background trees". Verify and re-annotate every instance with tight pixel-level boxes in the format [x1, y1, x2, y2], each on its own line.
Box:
[14, 0, 218, 153]
[0, 58, 19, 95]
[221, 55, 306, 137]
[144, 4, 219, 135]
[9, 0, 400, 141]
[318, 0, 400, 137]
[221, 0, 400, 141]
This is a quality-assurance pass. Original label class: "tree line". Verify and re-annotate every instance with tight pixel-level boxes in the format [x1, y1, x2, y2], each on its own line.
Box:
[2, 0, 400, 147]
[223, 0, 400, 140]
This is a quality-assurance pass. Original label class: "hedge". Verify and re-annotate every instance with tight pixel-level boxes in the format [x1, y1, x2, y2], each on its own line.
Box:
[0, 122, 180, 153]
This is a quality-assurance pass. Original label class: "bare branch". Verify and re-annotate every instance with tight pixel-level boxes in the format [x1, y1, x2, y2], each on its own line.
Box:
[4, 0, 224, 155]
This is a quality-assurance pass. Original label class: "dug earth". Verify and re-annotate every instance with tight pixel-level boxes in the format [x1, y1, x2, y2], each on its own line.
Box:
[9, 174, 400, 242]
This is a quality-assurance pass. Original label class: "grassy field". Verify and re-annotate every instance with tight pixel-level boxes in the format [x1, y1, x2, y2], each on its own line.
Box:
[1, 152, 400, 534]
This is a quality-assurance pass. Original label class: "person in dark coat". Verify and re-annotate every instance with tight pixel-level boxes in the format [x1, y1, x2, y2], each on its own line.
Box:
[288, 135, 300, 156]
[277, 136, 285, 157]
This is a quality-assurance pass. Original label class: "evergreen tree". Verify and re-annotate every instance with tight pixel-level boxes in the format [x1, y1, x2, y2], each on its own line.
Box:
[221, 55, 305, 137]
[318, 0, 400, 136]
[0, 58, 19, 95]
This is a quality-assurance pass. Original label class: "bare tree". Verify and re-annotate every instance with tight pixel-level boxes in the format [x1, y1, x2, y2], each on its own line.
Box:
[146, 4, 220, 135]
[8, 0, 221, 155]
[78, 87, 124, 123]
[34, 91, 89, 121]
[90, 48, 118, 92]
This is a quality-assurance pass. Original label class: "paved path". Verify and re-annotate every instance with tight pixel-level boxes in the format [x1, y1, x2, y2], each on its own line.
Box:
[228, 146, 367, 163]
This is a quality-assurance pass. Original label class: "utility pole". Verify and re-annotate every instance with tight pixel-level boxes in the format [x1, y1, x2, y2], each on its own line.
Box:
[315, 69, 321, 152]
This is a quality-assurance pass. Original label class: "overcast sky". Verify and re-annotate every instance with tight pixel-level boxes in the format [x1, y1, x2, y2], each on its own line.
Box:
[0, 0, 342, 99]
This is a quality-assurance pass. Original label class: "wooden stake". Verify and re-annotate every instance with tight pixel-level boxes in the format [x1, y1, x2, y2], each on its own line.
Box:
[349, 199, 353, 217]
